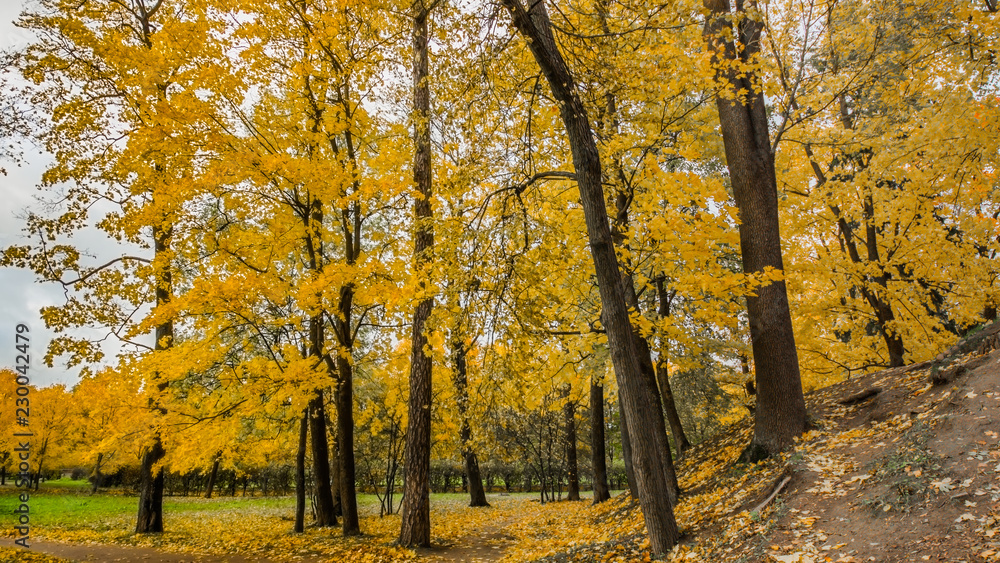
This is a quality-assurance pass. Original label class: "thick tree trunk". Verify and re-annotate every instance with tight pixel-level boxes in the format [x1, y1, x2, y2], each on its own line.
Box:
[563, 388, 581, 501]
[335, 353, 360, 535]
[136, 440, 165, 533]
[399, 3, 434, 547]
[295, 409, 308, 533]
[309, 389, 337, 527]
[703, 0, 807, 461]
[654, 279, 691, 455]
[590, 380, 611, 503]
[205, 458, 220, 499]
[136, 222, 172, 534]
[453, 340, 489, 507]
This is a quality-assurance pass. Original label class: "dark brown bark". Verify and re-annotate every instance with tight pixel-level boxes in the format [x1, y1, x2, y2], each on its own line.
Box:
[563, 386, 581, 501]
[614, 223, 680, 501]
[295, 409, 308, 533]
[399, 3, 434, 547]
[335, 353, 360, 535]
[590, 380, 611, 503]
[501, 0, 679, 552]
[629, 320, 681, 503]
[453, 339, 489, 507]
[703, 0, 808, 461]
[205, 458, 220, 499]
[136, 222, 171, 534]
[136, 439, 165, 533]
[617, 392, 638, 499]
[90, 452, 104, 494]
[608, 137, 679, 499]
[309, 389, 337, 527]
[654, 279, 691, 455]
[331, 436, 343, 517]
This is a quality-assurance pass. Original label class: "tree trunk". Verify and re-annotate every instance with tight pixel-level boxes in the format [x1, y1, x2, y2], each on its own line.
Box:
[309, 389, 337, 527]
[703, 0, 807, 462]
[90, 452, 104, 495]
[617, 393, 639, 500]
[331, 435, 343, 517]
[335, 353, 360, 535]
[136, 439, 165, 533]
[621, 275, 680, 503]
[295, 408, 308, 533]
[399, 3, 435, 547]
[827, 200, 906, 367]
[654, 279, 691, 455]
[607, 129, 679, 502]
[136, 222, 172, 534]
[590, 380, 611, 503]
[205, 458, 220, 499]
[452, 339, 489, 507]
[563, 388, 580, 501]
[501, 0, 679, 553]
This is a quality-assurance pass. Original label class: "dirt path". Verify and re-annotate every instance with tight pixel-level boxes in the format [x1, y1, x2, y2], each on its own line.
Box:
[0, 515, 520, 563]
[0, 538, 310, 563]
[415, 517, 517, 562]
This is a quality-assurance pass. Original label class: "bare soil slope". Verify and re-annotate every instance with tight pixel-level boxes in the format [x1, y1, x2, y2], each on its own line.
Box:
[716, 324, 1000, 562]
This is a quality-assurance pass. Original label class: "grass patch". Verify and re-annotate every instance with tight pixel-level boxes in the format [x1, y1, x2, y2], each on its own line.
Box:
[0, 483, 543, 536]
[860, 422, 943, 514]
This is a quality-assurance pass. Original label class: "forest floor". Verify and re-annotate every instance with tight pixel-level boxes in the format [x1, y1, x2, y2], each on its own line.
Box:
[3, 323, 1000, 562]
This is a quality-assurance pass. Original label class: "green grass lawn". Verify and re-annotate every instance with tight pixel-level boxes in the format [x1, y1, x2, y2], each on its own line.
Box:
[0, 479, 545, 535]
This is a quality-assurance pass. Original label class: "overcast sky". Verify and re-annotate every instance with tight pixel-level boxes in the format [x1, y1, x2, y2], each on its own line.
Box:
[0, 1, 132, 388]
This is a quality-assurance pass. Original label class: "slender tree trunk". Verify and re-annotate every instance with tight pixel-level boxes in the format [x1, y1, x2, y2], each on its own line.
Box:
[90, 452, 104, 495]
[607, 132, 679, 500]
[621, 272, 680, 503]
[590, 380, 611, 503]
[563, 388, 580, 501]
[617, 391, 639, 499]
[508, 0, 677, 538]
[654, 279, 691, 455]
[309, 388, 337, 527]
[400, 3, 435, 547]
[335, 353, 360, 535]
[331, 435, 343, 517]
[295, 408, 308, 533]
[703, 0, 807, 461]
[452, 339, 489, 507]
[501, 0, 679, 553]
[205, 458, 220, 499]
[826, 200, 905, 367]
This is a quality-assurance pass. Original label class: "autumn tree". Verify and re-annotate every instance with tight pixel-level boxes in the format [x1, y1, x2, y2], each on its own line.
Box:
[3, 0, 238, 532]
[500, 0, 680, 554]
[762, 0, 1000, 378]
[399, 0, 437, 547]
